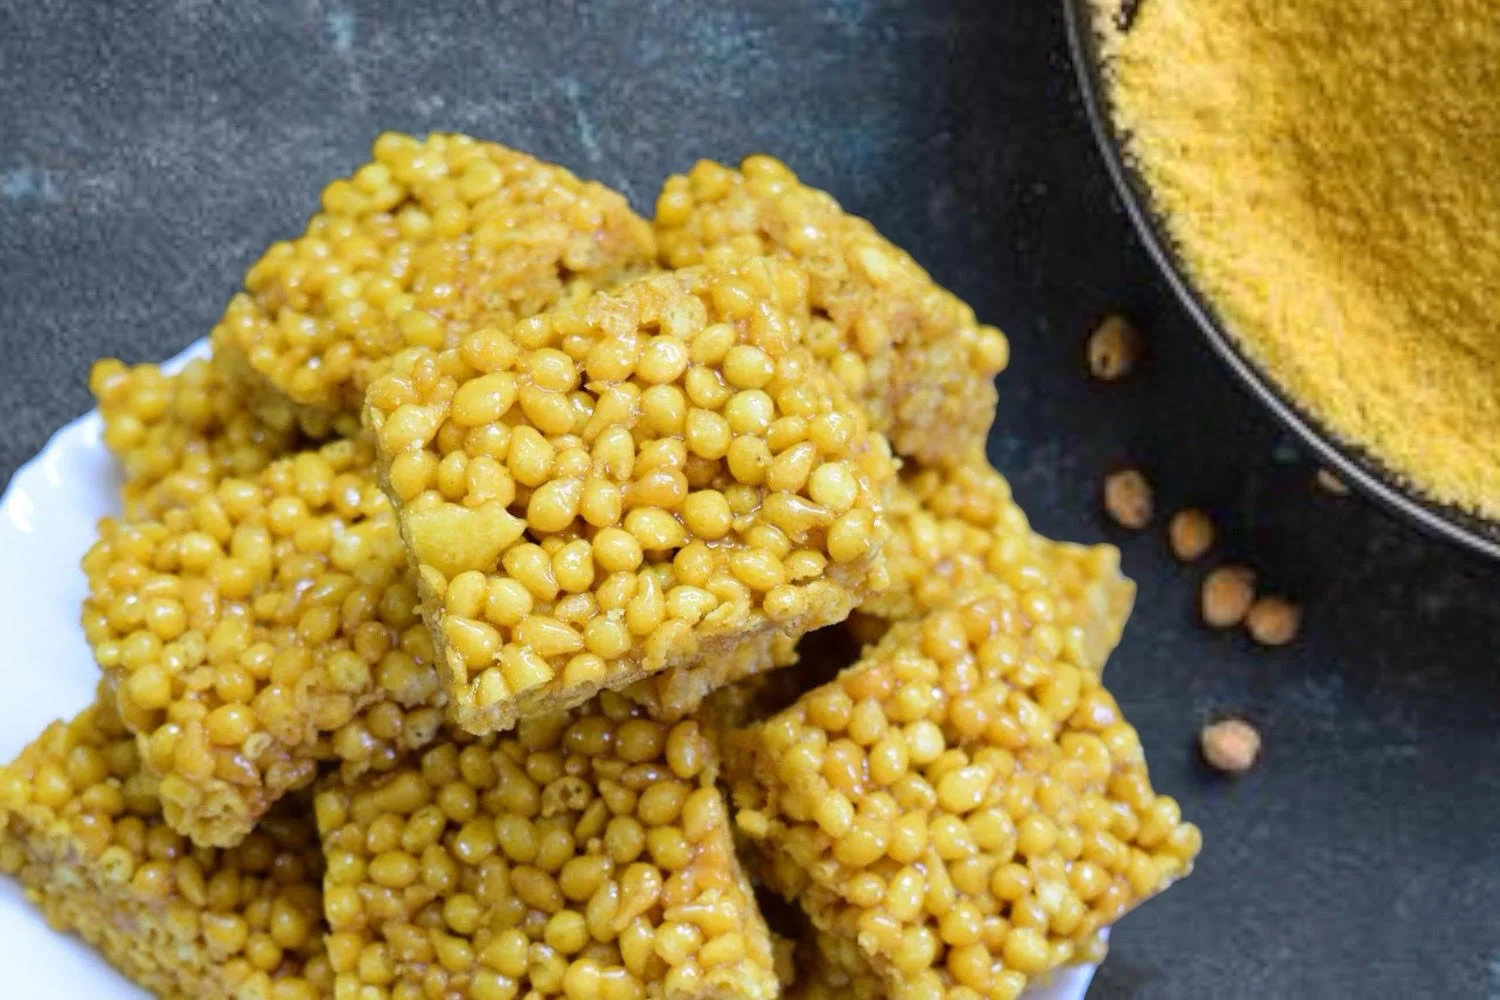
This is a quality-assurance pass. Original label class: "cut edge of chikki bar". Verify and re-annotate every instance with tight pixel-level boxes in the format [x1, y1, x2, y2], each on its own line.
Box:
[363, 259, 897, 737]
[726, 586, 1200, 1000]
[1047, 540, 1134, 675]
[862, 451, 1135, 675]
[90, 351, 312, 524]
[862, 535, 1135, 678]
[654, 155, 1009, 465]
[0, 687, 330, 1000]
[430, 578, 865, 739]
[82, 434, 445, 848]
[210, 324, 366, 442]
[625, 627, 801, 722]
[314, 691, 780, 1000]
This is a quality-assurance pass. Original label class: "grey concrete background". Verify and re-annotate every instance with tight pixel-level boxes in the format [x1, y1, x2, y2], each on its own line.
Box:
[3, 1, 1498, 997]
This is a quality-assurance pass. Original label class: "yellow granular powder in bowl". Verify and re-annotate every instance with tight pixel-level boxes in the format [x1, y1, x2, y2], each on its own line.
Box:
[1096, 0, 1500, 520]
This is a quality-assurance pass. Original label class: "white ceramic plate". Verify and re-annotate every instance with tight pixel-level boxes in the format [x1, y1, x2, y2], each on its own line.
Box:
[0, 338, 1099, 999]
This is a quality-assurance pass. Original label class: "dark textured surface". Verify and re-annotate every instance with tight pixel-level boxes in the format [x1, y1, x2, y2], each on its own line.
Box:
[2, 2, 1498, 997]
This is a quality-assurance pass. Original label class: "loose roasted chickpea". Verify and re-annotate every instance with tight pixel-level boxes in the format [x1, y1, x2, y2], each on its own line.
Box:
[1103, 469, 1153, 529]
[1245, 596, 1301, 646]
[1086, 314, 1142, 381]
[1200, 565, 1256, 628]
[1200, 718, 1261, 774]
[1168, 508, 1214, 562]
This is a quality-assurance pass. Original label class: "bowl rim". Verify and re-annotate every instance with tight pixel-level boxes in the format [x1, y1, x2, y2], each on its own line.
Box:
[1061, 0, 1500, 561]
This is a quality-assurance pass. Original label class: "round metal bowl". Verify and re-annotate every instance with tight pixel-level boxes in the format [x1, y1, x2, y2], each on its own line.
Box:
[1062, 0, 1500, 560]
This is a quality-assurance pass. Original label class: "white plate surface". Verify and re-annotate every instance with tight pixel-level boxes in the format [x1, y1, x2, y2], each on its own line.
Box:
[0, 338, 1098, 999]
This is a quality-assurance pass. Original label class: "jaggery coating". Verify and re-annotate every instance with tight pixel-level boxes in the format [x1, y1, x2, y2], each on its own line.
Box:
[315, 691, 779, 1000]
[654, 156, 1010, 464]
[866, 454, 1134, 674]
[727, 586, 1200, 1000]
[214, 131, 656, 431]
[82, 436, 444, 848]
[364, 259, 896, 735]
[91, 354, 308, 523]
[0, 689, 331, 1000]
[624, 628, 799, 723]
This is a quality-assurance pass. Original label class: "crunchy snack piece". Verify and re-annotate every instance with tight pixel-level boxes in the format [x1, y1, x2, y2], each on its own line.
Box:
[655, 156, 1010, 464]
[868, 454, 1135, 674]
[0, 689, 331, 999]
[215, 131, 657, 431]
[728, 587, 1201, 1000]
[315, 691, 780, 1000]
[91, 354, 308, 522]
[365, 259, 895, 735]
[82, 436, 443, 847]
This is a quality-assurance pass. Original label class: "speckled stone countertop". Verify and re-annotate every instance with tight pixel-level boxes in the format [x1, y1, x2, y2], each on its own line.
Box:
[3, 3, 1498, 997]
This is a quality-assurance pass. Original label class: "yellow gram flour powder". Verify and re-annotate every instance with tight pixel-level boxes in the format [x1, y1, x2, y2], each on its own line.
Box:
[1097, 0, 1500, 519]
